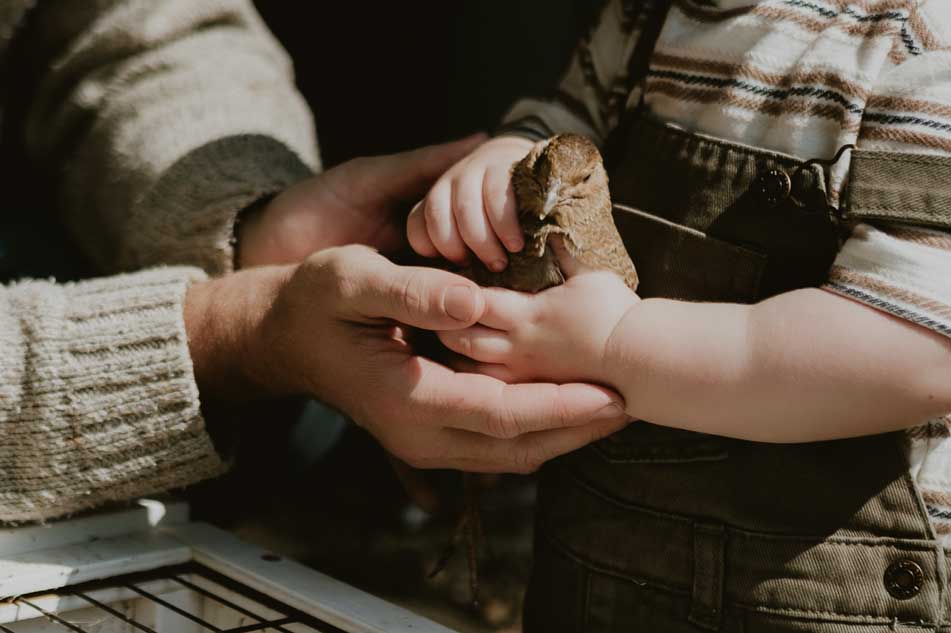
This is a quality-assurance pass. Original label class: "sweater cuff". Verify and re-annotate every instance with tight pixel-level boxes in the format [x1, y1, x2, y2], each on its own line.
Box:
[127, 135, 314, 276]
[1, 267, 227, 522]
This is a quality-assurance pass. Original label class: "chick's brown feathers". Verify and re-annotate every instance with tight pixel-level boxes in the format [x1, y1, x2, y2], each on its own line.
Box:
[469, 134, 638, 293]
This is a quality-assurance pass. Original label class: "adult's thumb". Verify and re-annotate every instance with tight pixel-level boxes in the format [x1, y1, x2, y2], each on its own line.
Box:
[357, 257, 486, 330]
[374, 133, 488, 202]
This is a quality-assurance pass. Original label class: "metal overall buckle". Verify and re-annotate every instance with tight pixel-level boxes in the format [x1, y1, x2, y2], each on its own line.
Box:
[787, 143, 856, 228]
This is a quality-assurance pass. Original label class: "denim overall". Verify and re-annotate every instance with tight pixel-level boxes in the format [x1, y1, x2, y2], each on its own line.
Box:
[522, 5, 951, 632]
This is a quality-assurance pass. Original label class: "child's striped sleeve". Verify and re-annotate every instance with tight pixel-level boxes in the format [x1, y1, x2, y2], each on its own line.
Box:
[823, 8, 951, 340]
[824, 225, 951, 339]
[497, 0, 645, 144]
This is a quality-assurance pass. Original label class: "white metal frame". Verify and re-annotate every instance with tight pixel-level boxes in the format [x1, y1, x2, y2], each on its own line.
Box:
[0, 500, 457, 633]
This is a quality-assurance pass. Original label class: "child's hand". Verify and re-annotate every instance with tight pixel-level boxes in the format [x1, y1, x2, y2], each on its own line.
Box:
[438, 241, 640, 385]
[407, 136, 536, 271]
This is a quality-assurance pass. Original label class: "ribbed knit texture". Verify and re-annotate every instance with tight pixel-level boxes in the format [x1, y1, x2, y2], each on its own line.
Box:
[501, 0, 951, 540]
[0, 0, 320, 521]
[0, 267, 226, 522]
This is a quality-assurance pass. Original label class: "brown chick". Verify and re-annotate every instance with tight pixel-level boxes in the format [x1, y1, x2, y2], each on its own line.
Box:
[435, 135, 638, 612]
[469, 134, 638, 292]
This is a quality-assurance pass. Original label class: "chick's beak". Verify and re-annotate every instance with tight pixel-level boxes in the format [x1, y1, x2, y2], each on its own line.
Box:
[540, 180, 562, 219]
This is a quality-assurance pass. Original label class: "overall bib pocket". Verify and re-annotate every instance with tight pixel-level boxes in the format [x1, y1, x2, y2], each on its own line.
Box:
[612, 203, 766, 304]
[593, 422, 729, 464]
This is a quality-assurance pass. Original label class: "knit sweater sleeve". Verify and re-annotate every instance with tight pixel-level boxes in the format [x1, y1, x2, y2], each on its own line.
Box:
[497, 0, 642, 145]
[16, 0, 318, 276]
[0, 266, 226, 522]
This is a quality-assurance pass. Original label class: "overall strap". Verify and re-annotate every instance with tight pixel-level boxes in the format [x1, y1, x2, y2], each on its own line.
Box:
[627, 0, 672, 110]
[605, 0, 671, 167]
[847, 149, 951, 230]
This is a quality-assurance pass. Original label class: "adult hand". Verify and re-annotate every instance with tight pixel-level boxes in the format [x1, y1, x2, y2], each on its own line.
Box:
[237, 135, 487, 268]
[193, 245, 629, 473]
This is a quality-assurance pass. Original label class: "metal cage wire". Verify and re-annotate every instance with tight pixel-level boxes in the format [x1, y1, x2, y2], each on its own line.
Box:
[0, 563, 344, 633]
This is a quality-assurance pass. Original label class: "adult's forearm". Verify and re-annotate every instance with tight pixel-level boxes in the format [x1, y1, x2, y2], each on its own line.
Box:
[607, 288, 951, 442]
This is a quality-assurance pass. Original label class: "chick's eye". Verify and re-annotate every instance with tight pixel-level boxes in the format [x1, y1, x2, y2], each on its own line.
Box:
[582, 173, 592, 183]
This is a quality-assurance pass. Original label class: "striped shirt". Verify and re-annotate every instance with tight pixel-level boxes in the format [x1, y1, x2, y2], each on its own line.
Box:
[501, 0, 951, 539]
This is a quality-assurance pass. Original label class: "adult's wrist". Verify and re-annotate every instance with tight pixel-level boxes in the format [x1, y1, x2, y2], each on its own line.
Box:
[184, 265, 294, 401]
[232, 194, 278, 270]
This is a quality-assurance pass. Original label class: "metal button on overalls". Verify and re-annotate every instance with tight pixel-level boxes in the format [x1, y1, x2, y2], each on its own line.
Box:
[755, 169, 792, 206]
[885, 559, 924, 600]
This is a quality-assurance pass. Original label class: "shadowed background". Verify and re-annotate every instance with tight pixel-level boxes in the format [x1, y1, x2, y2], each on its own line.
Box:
[254, 1, 603, 165]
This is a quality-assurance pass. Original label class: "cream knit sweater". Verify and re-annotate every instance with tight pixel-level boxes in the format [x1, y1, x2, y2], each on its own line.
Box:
[0, 0, 319, 521]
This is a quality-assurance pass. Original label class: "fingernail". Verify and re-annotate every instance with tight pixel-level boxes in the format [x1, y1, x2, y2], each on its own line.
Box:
[592, 402, 627, 422]
[489, 259, 507, 273]
[506, 238, 524, 253]
[444, 285, 479, 322]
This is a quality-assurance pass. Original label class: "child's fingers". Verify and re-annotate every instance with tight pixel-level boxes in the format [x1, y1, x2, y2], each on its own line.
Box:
[483, 165, 524, 253]
[478, 286, 535, 330]
[423, 180, 469, 264]
[407, 202, 439, 258]
[452, 172, 509, 272]
[438, 326, 514, 364]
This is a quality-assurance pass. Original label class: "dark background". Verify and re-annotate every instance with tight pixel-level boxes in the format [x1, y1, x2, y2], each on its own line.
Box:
[254, 1, 603, 166]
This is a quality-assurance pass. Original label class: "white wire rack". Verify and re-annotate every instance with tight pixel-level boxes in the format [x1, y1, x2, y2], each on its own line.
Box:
[0, 563, 336, 633]
[0, 501, 457, 633]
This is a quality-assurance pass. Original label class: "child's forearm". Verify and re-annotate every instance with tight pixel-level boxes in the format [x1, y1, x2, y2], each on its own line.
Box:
[604, 288, 951, 442]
